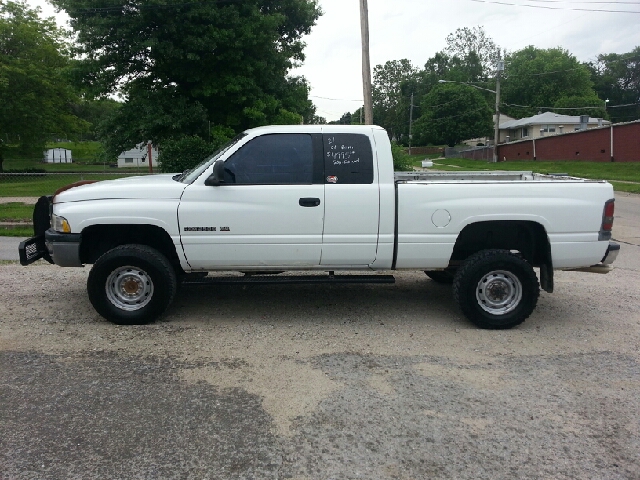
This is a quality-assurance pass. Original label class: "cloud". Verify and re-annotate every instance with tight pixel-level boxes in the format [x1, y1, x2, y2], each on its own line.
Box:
[294, 0, 640, 120]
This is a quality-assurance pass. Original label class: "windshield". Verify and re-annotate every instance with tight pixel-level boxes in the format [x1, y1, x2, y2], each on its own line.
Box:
[176, 133, 247, 184]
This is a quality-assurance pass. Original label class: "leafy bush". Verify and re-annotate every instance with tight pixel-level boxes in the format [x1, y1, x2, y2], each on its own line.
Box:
[391, 142, 413, 171]
[159, 131, 231, 173]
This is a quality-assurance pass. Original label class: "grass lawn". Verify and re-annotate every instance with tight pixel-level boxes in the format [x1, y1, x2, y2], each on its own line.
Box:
[49, 141, 104, 159]
[0, 226, 32, 237]
[0, 203, 34, 237]
[4, 160, 120, 172]
[0, 203, 34, 221]
[0, 173, 147, 197]
[3, 141, 152, 173]
[3, 158, 151, 173]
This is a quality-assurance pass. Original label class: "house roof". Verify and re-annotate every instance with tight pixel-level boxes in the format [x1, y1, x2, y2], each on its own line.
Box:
[500, 112, 610, 130]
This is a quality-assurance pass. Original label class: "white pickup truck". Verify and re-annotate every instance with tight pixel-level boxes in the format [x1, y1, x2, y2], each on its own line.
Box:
[19, 125, 619, 329]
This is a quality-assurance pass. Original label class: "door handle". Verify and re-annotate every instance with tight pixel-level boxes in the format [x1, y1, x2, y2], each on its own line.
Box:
[299, 197, 321, 207]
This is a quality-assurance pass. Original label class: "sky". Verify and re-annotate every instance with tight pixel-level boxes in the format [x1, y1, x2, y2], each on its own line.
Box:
[29, 0, 640, 121]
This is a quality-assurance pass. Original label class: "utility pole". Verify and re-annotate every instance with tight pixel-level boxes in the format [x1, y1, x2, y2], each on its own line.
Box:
[147, 141, 154, 174]
[408, 92, 414, 155]
[359, 0, 373, 125]
[493, 55, 504, 163]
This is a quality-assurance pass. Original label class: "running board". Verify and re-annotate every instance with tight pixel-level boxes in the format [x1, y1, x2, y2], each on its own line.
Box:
[182, 273, 396, 286]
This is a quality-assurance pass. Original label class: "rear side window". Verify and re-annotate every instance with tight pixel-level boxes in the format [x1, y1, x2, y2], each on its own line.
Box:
[223, 134, 313, 185]
[323, 133, 374, 184]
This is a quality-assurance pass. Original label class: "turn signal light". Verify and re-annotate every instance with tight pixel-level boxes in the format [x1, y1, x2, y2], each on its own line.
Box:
[602, 199, 615, 232]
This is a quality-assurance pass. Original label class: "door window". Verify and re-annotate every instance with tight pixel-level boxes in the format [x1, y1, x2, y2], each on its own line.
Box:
[223, 134, 314, 185]
[323, 134, 374, 184]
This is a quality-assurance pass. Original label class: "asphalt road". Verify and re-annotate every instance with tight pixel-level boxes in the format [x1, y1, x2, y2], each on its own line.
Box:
[1, 194, 639, 479]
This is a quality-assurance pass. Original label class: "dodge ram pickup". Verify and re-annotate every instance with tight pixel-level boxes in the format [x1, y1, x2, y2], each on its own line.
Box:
[19, 125, 619, 329]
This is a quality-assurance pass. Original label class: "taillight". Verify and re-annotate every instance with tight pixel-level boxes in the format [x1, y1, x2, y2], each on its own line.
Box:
[602, 199, 615, 231]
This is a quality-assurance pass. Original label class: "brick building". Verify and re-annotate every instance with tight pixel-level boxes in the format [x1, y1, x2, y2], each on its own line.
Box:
[497, 120, 640, 162]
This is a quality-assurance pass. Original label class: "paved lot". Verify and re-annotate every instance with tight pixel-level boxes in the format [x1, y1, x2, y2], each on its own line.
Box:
[1, 195, 639, 479]
[0, 236, 24, 261]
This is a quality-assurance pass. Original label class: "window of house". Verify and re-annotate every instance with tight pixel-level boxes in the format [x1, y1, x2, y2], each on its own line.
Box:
[223, 134, 314, 185]
[542, 125, 556, 133]
[521, 128, 529, 138]
[124, 158, 134, 164]
[323, 133, 374, 184]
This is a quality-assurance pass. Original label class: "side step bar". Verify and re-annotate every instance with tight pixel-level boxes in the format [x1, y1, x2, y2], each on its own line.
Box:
[182, 273, 396, 286]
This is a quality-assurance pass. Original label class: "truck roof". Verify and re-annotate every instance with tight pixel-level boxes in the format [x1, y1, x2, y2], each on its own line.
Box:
[243, 124, 386, 135]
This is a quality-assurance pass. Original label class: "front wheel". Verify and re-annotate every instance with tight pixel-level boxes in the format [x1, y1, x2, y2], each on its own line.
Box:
[87, 244, 177, 325]
[453, 249, 539, 329]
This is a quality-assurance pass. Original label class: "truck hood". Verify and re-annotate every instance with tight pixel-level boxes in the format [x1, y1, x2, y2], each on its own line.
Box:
[54, 174, 187, 203]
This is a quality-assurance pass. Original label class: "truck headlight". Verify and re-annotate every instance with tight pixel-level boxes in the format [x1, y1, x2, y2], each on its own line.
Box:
[51, 214, 71, 233]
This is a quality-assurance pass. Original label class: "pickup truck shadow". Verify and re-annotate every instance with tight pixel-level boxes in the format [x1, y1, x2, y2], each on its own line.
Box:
[170, 273, 464, 328]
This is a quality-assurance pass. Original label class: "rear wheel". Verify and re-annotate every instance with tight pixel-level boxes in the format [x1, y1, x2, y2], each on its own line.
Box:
[453, 249, 539, 329]
[87, 244, 177, 325]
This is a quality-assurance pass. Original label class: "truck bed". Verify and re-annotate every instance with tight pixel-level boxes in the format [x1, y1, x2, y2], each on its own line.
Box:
[394, 171, 603, 183]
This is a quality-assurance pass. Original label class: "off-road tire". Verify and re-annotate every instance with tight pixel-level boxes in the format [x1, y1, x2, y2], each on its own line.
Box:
[453, 249, 539, 329]
[87, 244, 177, 325]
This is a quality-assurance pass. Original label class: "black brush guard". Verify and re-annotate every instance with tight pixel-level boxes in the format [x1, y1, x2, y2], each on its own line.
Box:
[18, 196, 53, 265]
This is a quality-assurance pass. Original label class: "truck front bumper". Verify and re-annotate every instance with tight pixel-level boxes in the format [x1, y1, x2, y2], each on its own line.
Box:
[19, 229, 82, 267]
[45, 229, 83, 267]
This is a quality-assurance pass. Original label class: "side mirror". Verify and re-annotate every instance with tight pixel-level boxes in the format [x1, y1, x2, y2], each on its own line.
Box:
[204, 160, 225, 186]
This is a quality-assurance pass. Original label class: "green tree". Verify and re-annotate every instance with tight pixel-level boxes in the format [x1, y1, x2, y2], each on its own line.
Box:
[501, 47, 598, 118]
[52, 0, 322, 156]
[553, 95, 607, 119]
[158, 132, 232, 174]
[71, 98, 121, 141]
[412, 83, 493, 147]
[372, 59, 418, 140]
[0, 1, 87, 171]
[588, 47, 640, 123]
[328, 112, 352, 125]
[444, 26, 500, 78]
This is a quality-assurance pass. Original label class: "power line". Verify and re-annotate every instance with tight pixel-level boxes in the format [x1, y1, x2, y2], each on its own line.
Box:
[469, 0, 640, 12]
[501, 101, 639, 110]
[525, 0, 640, 4]
[605, 102, 640, 108]
[309, 95, 363, 102]
[428, 104, 494, 123]
[503, 102, 605, 109]
[507, 67, 585, 76]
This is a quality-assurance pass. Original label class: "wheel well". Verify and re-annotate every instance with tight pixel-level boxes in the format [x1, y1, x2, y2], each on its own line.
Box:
[451, 221, 551, 268]
[79, 224, 182, 272]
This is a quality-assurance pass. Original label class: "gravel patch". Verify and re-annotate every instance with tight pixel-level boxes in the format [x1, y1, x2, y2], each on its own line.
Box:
[1, 241, 639, 479]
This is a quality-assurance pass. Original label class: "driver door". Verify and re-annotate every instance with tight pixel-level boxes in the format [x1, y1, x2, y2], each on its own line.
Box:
[178, 133, 325, 269]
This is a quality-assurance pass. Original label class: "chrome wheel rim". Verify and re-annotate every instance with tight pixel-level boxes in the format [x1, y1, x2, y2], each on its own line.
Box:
[106, 266, 154, 311]
[476, 270, 522, 315]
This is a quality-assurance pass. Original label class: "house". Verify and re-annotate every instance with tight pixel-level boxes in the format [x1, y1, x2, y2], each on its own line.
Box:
[43, 148, 72, 163]
[462, 114, 517, 147]
[117, 143, 159, 168]
[499, 112, 610, 143]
